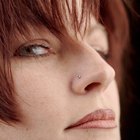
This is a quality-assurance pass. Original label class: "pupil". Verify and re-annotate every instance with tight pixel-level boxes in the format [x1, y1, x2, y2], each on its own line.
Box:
[26, 47, 32, 53]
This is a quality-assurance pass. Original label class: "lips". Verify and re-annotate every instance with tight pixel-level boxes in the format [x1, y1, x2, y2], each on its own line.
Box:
[66, 109, 117, 129]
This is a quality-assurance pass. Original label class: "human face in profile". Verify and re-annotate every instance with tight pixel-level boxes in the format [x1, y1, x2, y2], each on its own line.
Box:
[1, 1, 120, 140]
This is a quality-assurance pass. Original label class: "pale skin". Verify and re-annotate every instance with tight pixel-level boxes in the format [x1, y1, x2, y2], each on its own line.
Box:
[0, 2, 120, 140]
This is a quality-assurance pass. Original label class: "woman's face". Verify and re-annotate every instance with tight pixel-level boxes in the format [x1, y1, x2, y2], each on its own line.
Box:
[0, 5, 120, 140]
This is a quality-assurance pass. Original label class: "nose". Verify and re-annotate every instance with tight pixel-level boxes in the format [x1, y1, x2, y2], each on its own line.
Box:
[71, 46, 115, 95]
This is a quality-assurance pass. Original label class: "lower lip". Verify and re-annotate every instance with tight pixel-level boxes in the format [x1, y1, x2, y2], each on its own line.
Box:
[69, 120, 117, 129]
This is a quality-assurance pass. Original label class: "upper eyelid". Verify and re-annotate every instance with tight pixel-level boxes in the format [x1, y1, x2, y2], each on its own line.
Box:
[18, 38, 50, 49]
[87, 24, 107, 37]
[86, 25, 108, 50]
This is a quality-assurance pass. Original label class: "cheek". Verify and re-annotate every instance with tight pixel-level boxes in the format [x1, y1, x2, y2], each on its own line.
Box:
[104, 80, 120, 119]
[12, 65, 68, 129]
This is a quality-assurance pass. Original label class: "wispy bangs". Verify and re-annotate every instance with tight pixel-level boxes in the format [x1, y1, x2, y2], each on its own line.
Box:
[1, 0, 99, 42]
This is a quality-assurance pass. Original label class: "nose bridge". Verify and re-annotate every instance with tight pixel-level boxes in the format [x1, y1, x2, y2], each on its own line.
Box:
[71, 45, 115, 95]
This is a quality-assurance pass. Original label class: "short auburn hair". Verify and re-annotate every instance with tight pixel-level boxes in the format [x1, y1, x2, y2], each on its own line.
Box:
[0, 0, 129, 124]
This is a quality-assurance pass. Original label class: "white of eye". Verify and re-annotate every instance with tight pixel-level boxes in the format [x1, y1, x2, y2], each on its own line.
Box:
[15, 44, 50, 57]
[31, 45, 49, 55]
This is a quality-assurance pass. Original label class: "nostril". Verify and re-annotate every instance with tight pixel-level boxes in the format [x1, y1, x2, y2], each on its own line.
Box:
[85, 82, 100, 91]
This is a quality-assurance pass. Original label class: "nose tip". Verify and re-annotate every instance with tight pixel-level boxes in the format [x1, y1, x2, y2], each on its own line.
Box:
[71, 64, 115, 95]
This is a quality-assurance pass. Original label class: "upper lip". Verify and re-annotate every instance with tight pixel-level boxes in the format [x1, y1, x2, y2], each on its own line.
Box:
[66, 109, 115, 129]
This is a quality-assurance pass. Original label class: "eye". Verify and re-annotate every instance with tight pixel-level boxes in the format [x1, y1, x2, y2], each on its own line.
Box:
[15, 44, 49, 57]
[14, 43, 53, 58]
[94, 47, 110, 61]
[97, 50, 110, 60]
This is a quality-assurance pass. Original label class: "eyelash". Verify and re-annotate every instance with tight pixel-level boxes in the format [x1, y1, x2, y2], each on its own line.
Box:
[96, 50, 110, 61]
[91, 45, 110, 61]
[14, 44, 52, 58]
